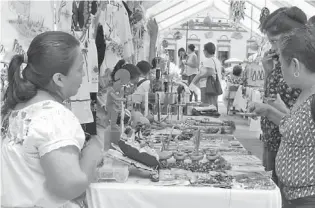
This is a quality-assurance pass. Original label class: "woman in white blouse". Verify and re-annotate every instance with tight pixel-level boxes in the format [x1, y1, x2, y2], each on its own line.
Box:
[183, 44, 199, 101]
[1, 31, 103, 207]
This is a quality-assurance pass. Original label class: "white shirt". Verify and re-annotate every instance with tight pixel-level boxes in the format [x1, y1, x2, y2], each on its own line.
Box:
[199, 57, 222, 88]
[186, 53, 198, 76]
[134, 77, 150, 94]
[1, 100, 85, 208]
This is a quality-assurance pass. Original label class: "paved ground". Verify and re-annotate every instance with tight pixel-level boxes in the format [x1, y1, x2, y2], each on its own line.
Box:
[218, 101, 264, 160]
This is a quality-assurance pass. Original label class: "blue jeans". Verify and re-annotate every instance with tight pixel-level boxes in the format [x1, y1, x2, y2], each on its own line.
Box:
[188, 74, 198, 102]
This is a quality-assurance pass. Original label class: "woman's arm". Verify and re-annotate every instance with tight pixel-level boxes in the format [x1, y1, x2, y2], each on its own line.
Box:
[265, 105, 286, 125]
[249, 102, 286, 125]
[40, 138, 103, 201]
[268, 100, 290, 114]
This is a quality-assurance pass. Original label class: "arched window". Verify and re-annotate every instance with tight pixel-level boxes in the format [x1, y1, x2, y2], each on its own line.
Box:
[246, 37, 258, 58]
[217, 35, 231, 65]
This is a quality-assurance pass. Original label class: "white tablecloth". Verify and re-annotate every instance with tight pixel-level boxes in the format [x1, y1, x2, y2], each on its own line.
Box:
[87, 181, 282, 208]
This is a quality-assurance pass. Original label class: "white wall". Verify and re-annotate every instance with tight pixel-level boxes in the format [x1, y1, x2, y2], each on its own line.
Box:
[162, 29, 253, 66]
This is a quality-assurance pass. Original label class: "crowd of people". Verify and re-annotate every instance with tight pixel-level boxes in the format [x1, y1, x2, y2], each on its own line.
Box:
[1, 4, 315, 208]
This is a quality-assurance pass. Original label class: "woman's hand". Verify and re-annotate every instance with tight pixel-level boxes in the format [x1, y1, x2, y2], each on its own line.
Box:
[248, 102, 271, 117]
[267, 94, 289, 114]
[147, 18, 158, 38]
[261, 51, 275, 73]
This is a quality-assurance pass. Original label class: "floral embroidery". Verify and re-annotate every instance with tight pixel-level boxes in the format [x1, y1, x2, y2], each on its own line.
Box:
[260, 64, 301, 151]
[226, 74, 243, 85]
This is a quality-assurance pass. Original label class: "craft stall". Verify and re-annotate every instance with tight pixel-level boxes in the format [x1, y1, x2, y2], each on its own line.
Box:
[0, 1, 158, 137]
[87, 115, 281, 208]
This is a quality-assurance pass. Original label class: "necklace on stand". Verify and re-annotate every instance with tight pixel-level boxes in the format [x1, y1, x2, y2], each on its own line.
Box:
[72, 1, 93, 43]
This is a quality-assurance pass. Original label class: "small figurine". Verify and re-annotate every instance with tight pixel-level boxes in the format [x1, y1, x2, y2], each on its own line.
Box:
[105, 68, 130, 146]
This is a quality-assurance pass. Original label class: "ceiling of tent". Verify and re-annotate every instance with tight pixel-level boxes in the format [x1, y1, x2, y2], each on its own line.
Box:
[145, 0, 315, 36]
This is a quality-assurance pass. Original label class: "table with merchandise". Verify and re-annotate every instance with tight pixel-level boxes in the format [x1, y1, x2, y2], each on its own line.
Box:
[87, 117, 282, 208]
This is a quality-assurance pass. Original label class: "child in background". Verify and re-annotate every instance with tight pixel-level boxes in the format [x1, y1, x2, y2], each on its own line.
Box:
[131, 61, 152, 114]
[134, 61, 151, 94]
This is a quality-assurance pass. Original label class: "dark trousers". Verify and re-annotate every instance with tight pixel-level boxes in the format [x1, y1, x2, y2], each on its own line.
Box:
[282, 195, 315, 208]
[188, 74, 197, 102]
[262, 144, 278, 184]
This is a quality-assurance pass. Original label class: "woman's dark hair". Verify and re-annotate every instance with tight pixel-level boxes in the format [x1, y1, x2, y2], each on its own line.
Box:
[151, 57, 161, 69]
[95, 24, 106, 69]
[178, 48, 186, 57]
[279, 26, 315, 74]
[204, 42, 216, 55]
[278, 27, 315, 121]
[232, 65, 243, 77]
[308, 16, 315, 26]
[136, 61, 151, 76]
[259, 7, 307, 36]
[111, 59, 141, 81]
[2, 31, 80, 116]
[188, 44, 195, 52]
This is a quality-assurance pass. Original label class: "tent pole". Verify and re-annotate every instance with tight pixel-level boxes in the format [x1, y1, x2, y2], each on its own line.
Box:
[186, 21, 188, 51]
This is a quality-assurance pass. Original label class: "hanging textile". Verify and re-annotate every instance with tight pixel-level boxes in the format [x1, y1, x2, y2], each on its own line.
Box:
[1, 1, 54, 51]
[87, 40, 99, 93]
[99, 6, 120, 74]
[69, 35, 93, 124]
[55, 0, 72, 33]
[115, 1, 134, 59]
[99, 2, 133, 74]
[130, 3, 147, 63]
[244, 63, 265, 87]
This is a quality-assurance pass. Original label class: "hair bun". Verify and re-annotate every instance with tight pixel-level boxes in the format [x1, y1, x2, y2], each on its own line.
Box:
[114, 59, 126, 70]
[284, 6, 307, 24]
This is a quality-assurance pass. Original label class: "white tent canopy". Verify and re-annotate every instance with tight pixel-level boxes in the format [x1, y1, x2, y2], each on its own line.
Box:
[145, 0, 315, 35]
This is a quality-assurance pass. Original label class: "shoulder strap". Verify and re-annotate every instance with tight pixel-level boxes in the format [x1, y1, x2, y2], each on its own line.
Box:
[210, 58, 217, 73]
[137, 78, 148, 87]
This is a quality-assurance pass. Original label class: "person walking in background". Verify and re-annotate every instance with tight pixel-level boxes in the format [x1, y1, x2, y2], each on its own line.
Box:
[178, 48, 187, 80]
[182, 44, 198, 102]
[193, 42, 222, 109]
[222, 65, 243, 111]
[225, 65, 243, 85]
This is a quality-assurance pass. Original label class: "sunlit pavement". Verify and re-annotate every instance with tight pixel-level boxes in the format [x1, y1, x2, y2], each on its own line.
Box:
[218, 101, 264, 161]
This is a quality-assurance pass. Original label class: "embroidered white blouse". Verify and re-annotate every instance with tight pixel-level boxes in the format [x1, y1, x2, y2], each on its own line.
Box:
[1, 100, 85, 208]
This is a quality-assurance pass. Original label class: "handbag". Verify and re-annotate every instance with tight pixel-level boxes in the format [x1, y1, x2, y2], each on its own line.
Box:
[205, 58, 223, 96]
